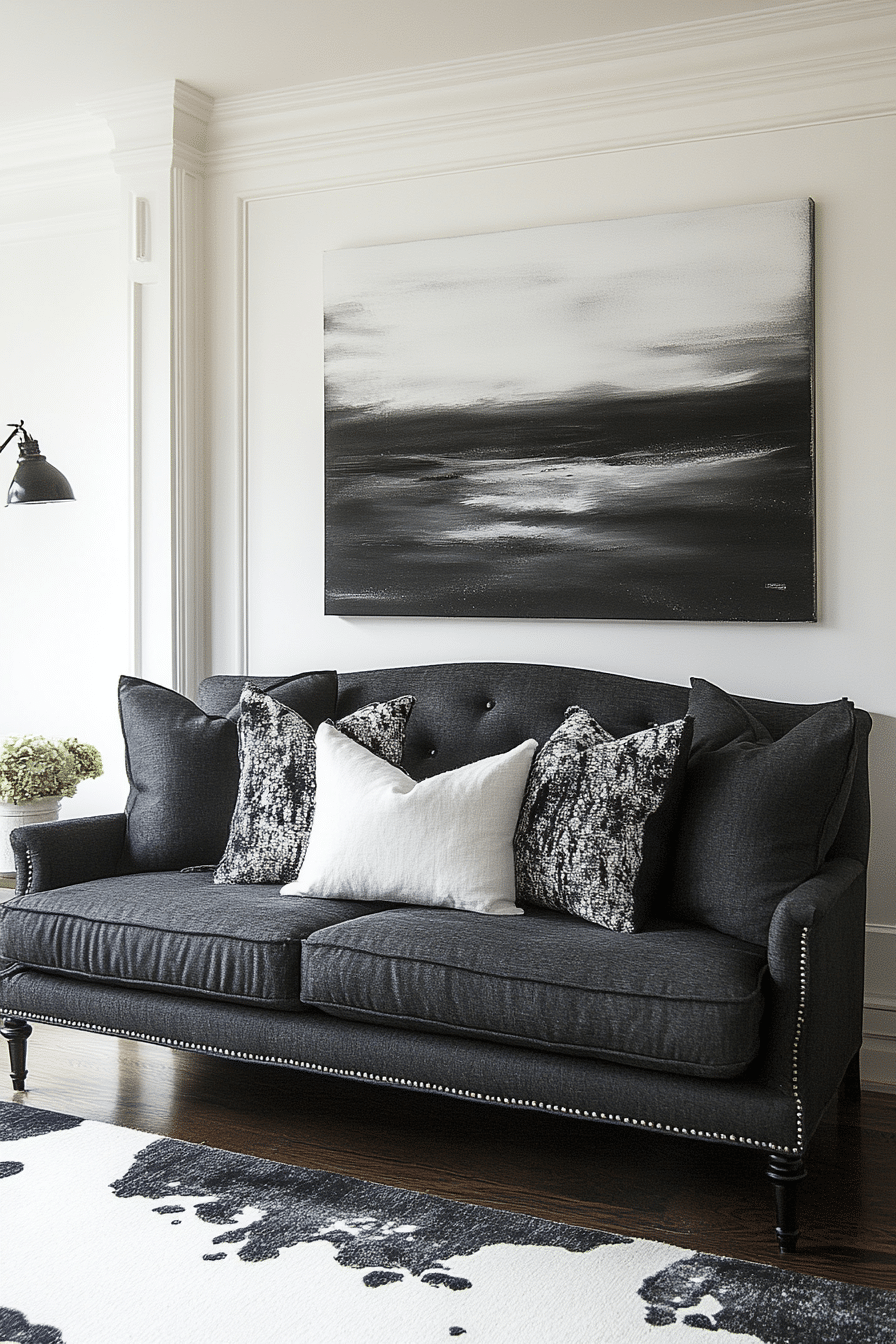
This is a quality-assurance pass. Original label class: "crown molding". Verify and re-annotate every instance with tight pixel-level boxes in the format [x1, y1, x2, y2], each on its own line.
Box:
[204, 0, 896, 181]
[0, 1, 892, 202]
[205, 55, 896, 195]
[0, 111, 114, 200]
[211, 0, 896, 123]
[0, 81, 214, 204]
[85, 80, 213, 178]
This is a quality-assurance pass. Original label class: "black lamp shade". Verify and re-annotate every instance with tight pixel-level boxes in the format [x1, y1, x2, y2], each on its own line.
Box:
[7, 452, 75, 505]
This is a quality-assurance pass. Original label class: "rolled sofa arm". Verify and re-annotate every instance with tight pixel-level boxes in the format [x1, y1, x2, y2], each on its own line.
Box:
[10, 813, 127, 896]
[760, 854, 867, 1139]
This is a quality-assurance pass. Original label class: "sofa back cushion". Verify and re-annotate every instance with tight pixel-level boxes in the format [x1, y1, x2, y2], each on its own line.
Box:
[666, 679, 859, 943]
[119, 673, 337, 872]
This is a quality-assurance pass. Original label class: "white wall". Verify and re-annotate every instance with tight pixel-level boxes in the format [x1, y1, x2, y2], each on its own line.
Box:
[204, 7, 896, 1084]
[0, 222, 131, 819]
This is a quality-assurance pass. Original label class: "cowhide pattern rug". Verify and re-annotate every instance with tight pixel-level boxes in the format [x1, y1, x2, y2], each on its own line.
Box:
[0, 1102, 892, 1343]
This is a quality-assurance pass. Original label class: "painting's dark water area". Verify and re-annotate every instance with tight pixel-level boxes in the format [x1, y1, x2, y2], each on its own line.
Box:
[325, 386, 815, 621]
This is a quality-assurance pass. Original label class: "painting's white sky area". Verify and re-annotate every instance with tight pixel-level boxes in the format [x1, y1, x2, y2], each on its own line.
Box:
[324, 199, 812, 412]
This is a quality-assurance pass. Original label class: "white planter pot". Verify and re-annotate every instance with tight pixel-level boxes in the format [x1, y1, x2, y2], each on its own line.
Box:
[0, 796, 61, 877]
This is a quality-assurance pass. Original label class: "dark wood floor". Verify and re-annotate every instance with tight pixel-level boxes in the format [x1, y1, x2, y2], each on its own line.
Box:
[6, 1023, 895, 1290]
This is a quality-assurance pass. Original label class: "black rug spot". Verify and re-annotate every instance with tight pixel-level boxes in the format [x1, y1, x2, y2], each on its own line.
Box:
[364, 1270, 405, 1287]
[0, 1103, 83, 1142]
[0, 1305, 66, 1343]
[640, 1252, 896, 1342]
[111, 1137, 627, 1288]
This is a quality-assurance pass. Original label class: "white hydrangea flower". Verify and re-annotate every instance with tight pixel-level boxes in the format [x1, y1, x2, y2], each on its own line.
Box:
[0, 734, 103, 804]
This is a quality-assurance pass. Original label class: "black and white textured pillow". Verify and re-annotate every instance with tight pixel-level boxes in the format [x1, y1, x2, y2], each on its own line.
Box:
[214, 688, 415, 885]
[335, 696, 415, 765]
[514, 706, 692, 933]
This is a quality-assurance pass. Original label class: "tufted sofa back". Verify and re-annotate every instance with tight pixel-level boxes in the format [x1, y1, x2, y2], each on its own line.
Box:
[198, 662, 871, 866]
[335, 663, 687, 780]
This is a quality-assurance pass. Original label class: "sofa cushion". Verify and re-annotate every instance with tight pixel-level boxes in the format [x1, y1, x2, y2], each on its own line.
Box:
[669, 678, 858, 943]
[0, 872, 388, 1011]
[514, 708, 692, 933]
[300, 906, 768, 1079]
[118, 673, 337, 873]
[283, 726, 537, 915]
[214, 691, 416, 885]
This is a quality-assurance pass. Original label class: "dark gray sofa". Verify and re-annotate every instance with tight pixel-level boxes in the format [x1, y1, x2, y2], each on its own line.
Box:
[0, 662, 871, 1253]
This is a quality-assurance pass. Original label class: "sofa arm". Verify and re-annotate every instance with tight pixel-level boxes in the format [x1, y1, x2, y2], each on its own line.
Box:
[759, 855, 866, 1140]
[10, 813, 127, 895]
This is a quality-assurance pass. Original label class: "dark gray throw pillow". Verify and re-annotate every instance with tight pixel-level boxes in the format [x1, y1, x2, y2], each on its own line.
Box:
[214, 688, 415, 885]
[514, 706, 692, 933]
[669, 678, 858, 944]
[118, 672, 337, 873]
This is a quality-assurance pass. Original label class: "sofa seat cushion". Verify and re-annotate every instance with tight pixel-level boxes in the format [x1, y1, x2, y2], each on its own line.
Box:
[0, 873, 389, 1011]
[300, 907, 768, 1079]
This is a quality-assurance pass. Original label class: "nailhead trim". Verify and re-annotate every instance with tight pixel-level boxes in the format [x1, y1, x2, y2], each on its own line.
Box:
[0, 1002, 800, 1154]
[19, 847, 34, 896]
[791, 926, 809, 1151]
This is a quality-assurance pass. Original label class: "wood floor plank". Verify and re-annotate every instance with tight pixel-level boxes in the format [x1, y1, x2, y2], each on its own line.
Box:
[6, 1023, 895, 1290]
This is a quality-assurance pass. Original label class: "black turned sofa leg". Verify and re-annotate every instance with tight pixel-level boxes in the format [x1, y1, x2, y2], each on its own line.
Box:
[1, 1017, 32, 1091]
[767, 1152, 806, 1254]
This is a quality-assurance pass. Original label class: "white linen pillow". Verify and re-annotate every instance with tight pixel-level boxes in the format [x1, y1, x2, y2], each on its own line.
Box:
[281, 723, 538, 915]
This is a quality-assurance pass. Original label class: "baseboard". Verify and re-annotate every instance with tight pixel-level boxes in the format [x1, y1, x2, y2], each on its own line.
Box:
[860, 1036, 896, 1092]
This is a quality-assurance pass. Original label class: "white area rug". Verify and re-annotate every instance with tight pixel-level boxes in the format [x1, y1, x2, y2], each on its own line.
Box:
[0, 1101, 892, 1344]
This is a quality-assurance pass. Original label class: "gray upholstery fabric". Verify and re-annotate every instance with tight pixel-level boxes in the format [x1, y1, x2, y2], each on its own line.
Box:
[10, 813, 127, 895]
[0, 960, 803, 1149]
[300, 906, 767, 1079]
[668, 679, 858, 943]
[335, 663, 691, 781]
[118, 672, 337, 873]
[515, 708, 692, 932]
[195, 672, 337, 718]
[0, 872, 387, 1010]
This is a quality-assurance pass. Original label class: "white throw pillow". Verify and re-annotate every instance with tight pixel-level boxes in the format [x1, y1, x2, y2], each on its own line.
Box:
[281, 724, 538, 915]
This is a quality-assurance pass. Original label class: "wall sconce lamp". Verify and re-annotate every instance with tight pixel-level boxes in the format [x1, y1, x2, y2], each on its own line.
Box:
[0, 422, 75, 505]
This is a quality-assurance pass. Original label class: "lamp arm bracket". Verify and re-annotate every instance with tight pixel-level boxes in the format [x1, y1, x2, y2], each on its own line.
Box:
[0, 422, 28, 456]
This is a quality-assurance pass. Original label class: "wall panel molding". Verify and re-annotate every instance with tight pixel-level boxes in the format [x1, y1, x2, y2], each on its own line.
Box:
[171, 164, 206, 695]
[99, 82, 211, 694]
[234, 195, 251, 675]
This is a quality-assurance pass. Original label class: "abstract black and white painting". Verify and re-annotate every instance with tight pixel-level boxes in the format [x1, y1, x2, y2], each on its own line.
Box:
[324, 199, 815, 621]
